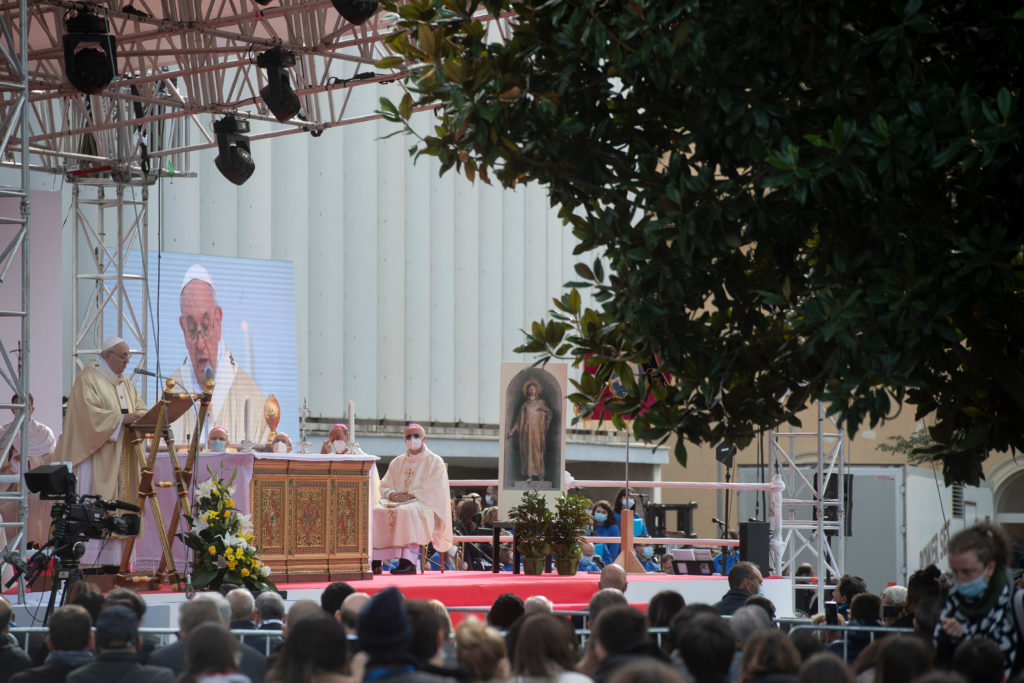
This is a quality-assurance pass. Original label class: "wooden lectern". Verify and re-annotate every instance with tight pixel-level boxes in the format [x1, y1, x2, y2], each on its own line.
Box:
[116, 378, 212, 589]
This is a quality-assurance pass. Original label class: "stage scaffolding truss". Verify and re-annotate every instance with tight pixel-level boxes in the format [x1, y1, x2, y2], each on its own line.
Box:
[769, 401, 847, 613]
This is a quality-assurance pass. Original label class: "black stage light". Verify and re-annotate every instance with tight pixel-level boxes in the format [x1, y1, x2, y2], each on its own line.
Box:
[213, 116, 255, 185]
[330, 0, 379, 25]
[63, 7, 118, 95]
[257, 47, 301, 122]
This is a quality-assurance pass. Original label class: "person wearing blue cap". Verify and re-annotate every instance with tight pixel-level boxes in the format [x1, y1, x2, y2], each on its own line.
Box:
[356, 588, 454, 682]
[65, 605, 174, 683]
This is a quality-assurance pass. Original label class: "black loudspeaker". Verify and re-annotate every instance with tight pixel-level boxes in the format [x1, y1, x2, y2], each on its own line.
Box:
[739, 521, 770, 575]
[813, 473, 854, 537]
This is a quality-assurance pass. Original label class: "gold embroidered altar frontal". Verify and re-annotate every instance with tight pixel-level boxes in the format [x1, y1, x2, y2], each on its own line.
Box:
[251, 456, 373, 581]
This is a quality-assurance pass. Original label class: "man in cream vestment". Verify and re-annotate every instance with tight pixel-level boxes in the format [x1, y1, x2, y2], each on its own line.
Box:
[371, 423, 453, 575]
[53, 337, 146, 565]
[0, 394, 57, 546]
[169, 264, 268, 447]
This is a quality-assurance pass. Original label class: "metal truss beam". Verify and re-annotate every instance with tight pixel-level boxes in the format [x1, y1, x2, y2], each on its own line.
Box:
[770, 401, 847, 612]
[0, 0, 31, 604]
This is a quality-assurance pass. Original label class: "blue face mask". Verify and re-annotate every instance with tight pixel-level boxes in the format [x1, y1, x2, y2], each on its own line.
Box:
[757, 584, 766, 597]
[593, 511, 608, 524]
[209, 439, 226, 452]
[956, 575, 988, 600]
[641, 546, 654, 559]
[622, 497, 635, 509]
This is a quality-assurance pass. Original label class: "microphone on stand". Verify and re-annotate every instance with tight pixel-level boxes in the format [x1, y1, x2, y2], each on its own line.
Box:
[203, 365, 214, 383]
[135, 368, 170, 380]
[712, 517, 726, 527]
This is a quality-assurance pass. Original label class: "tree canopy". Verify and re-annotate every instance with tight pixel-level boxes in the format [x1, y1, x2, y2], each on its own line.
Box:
[378, 0, 1024, 485]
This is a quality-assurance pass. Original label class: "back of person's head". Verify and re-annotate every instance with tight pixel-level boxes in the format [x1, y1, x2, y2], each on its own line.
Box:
[64, 580, 100, 605]
[511, 613, 578, 677]
[356, 587, 412, 658]
[284, 599, 322, 635]
[952, 636, 1004, 683]
[947, 522, 1010, 568]
[647, 590, 685, 629]
[906, 565, 943, 606]
[795, 563, 815, 578]
[677, 613, 736, 683]
[913, 673, 969, 683]
[406, 600, 443, 665]
[226, 588, 255, 622]
[797, 651, 856, 683]
[837, 574, 867, 602]
[94, 604, 139, 652]
[668, 604, 718, 654]
[47, 604, 93, 651]
[487, 592, 524, 629]
[592, 605, 648, 659]
[598, 564, 628, 591]
[182, 622, 240, 682]
[874, 635, 933, 683]
[426, 599, 453, 641]
[744, 595, 776, 621]
[914, 596, 944, 637]
[455, 618, 507, 681]
[105, 588, 147, 622]
[880, 585, 907, 607]
[789, 628, 827, 662]
[339, 592, 370, 633]
[254, 590, 285, 621]
[71, 591, 106, 623]
[728, 561, 759, 590]
[730, 605, 773, 647]
[320, 581, 355, 615]
[588, 587, 628, 622]
[180, 594, 228, 634]
[0, 596, 11, 631]
[268, 613, 349, 683]
[524, 595, 553, 615]
[739, 628, 800, 683]
[849, 592, 882, 622]
[605, 659, 686, 683]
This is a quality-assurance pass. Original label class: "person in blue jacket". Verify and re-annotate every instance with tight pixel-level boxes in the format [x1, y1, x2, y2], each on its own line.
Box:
[635, 543, 659, 571]
[614, 487, 649, 536]
[591, 499, 620, 567]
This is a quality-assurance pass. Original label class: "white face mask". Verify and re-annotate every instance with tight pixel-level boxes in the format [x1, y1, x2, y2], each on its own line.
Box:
[485, 494, 496, 506]
[272, 441, 288, 453]
[209, 439, 226, 452]
[333, 439, 348, 453]
[407, 436, 423, 451]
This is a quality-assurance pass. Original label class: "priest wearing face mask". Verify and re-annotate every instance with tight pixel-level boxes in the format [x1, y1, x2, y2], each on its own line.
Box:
[207, 426, 231, 452]
[370, 423, 454, 575]
[321, 424, 357, 455]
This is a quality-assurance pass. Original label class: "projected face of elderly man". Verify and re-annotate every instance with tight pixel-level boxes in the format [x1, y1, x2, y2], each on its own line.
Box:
[179, 277, 223, 385]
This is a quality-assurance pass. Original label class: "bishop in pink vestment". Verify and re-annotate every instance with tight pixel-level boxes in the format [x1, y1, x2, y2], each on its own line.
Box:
[371, 423, 453, 574]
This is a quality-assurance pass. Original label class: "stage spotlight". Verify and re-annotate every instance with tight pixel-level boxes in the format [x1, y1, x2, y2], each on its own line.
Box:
[213, 116, 255, 186]
[257, 47, 301, 122]
[62, 7, 118, 95]
[330, 0, 379, 25]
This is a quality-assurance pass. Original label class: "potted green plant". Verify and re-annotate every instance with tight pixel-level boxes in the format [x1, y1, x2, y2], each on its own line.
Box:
[549, 492, 593, 575]
[509, 489, 553, 575]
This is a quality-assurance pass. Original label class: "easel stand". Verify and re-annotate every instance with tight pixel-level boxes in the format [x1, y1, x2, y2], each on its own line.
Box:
[116, 379, 212, 589]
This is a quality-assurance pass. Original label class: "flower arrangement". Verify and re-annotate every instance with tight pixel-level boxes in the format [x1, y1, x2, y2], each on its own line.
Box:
[179, 467, 276, 593]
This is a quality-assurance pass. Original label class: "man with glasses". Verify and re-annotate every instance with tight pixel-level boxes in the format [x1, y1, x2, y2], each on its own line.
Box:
[169, 264, 267, 447]
[370, 423, 454, 575]
[53, 336, 147, 565]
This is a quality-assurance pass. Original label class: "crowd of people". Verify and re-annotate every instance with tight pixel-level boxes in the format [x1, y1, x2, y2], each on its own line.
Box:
[1, 521, 1022, 683]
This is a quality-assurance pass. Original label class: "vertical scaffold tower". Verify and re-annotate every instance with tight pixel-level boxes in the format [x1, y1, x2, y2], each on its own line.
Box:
[770, 402, 847, 613]
[0, 0, 33, 604]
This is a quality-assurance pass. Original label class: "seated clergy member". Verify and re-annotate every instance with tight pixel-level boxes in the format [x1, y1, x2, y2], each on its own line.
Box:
[207, 426, 230, 452]
[320, 423, 354, 454]
[371, 423, 453, 575]
[270, 432, 292, 453]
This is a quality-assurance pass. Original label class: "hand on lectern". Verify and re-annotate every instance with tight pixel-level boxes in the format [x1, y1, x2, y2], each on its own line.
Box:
[122, 412, 145, 426]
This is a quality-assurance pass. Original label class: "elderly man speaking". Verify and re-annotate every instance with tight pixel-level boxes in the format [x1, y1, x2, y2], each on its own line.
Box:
[371, 423, 453, 575]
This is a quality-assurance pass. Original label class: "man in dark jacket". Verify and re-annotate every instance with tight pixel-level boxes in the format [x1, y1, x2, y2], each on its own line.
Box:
[146, 593, 266, 683]
[10, 605, 94, 683]
[828, 593, 883, 664]
[65, 605, 173, 683]
[714, 562, 763, 617]
[591, 605, 669, 683]
[357, 587, 455, 682]
[246, 591, 285, 657]
[1, 596, 32, 683]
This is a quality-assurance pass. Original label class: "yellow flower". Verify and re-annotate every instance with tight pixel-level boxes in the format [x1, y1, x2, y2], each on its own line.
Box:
[225, 548, 234, 559]
[208, 545, 216, 555]
[241, 568, 250, 577]
[227, 560, 237, 570]
[226, 498, 235, 508]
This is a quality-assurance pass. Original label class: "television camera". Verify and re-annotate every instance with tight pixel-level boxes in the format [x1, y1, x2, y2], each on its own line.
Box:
[3, 464, 140, 593]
